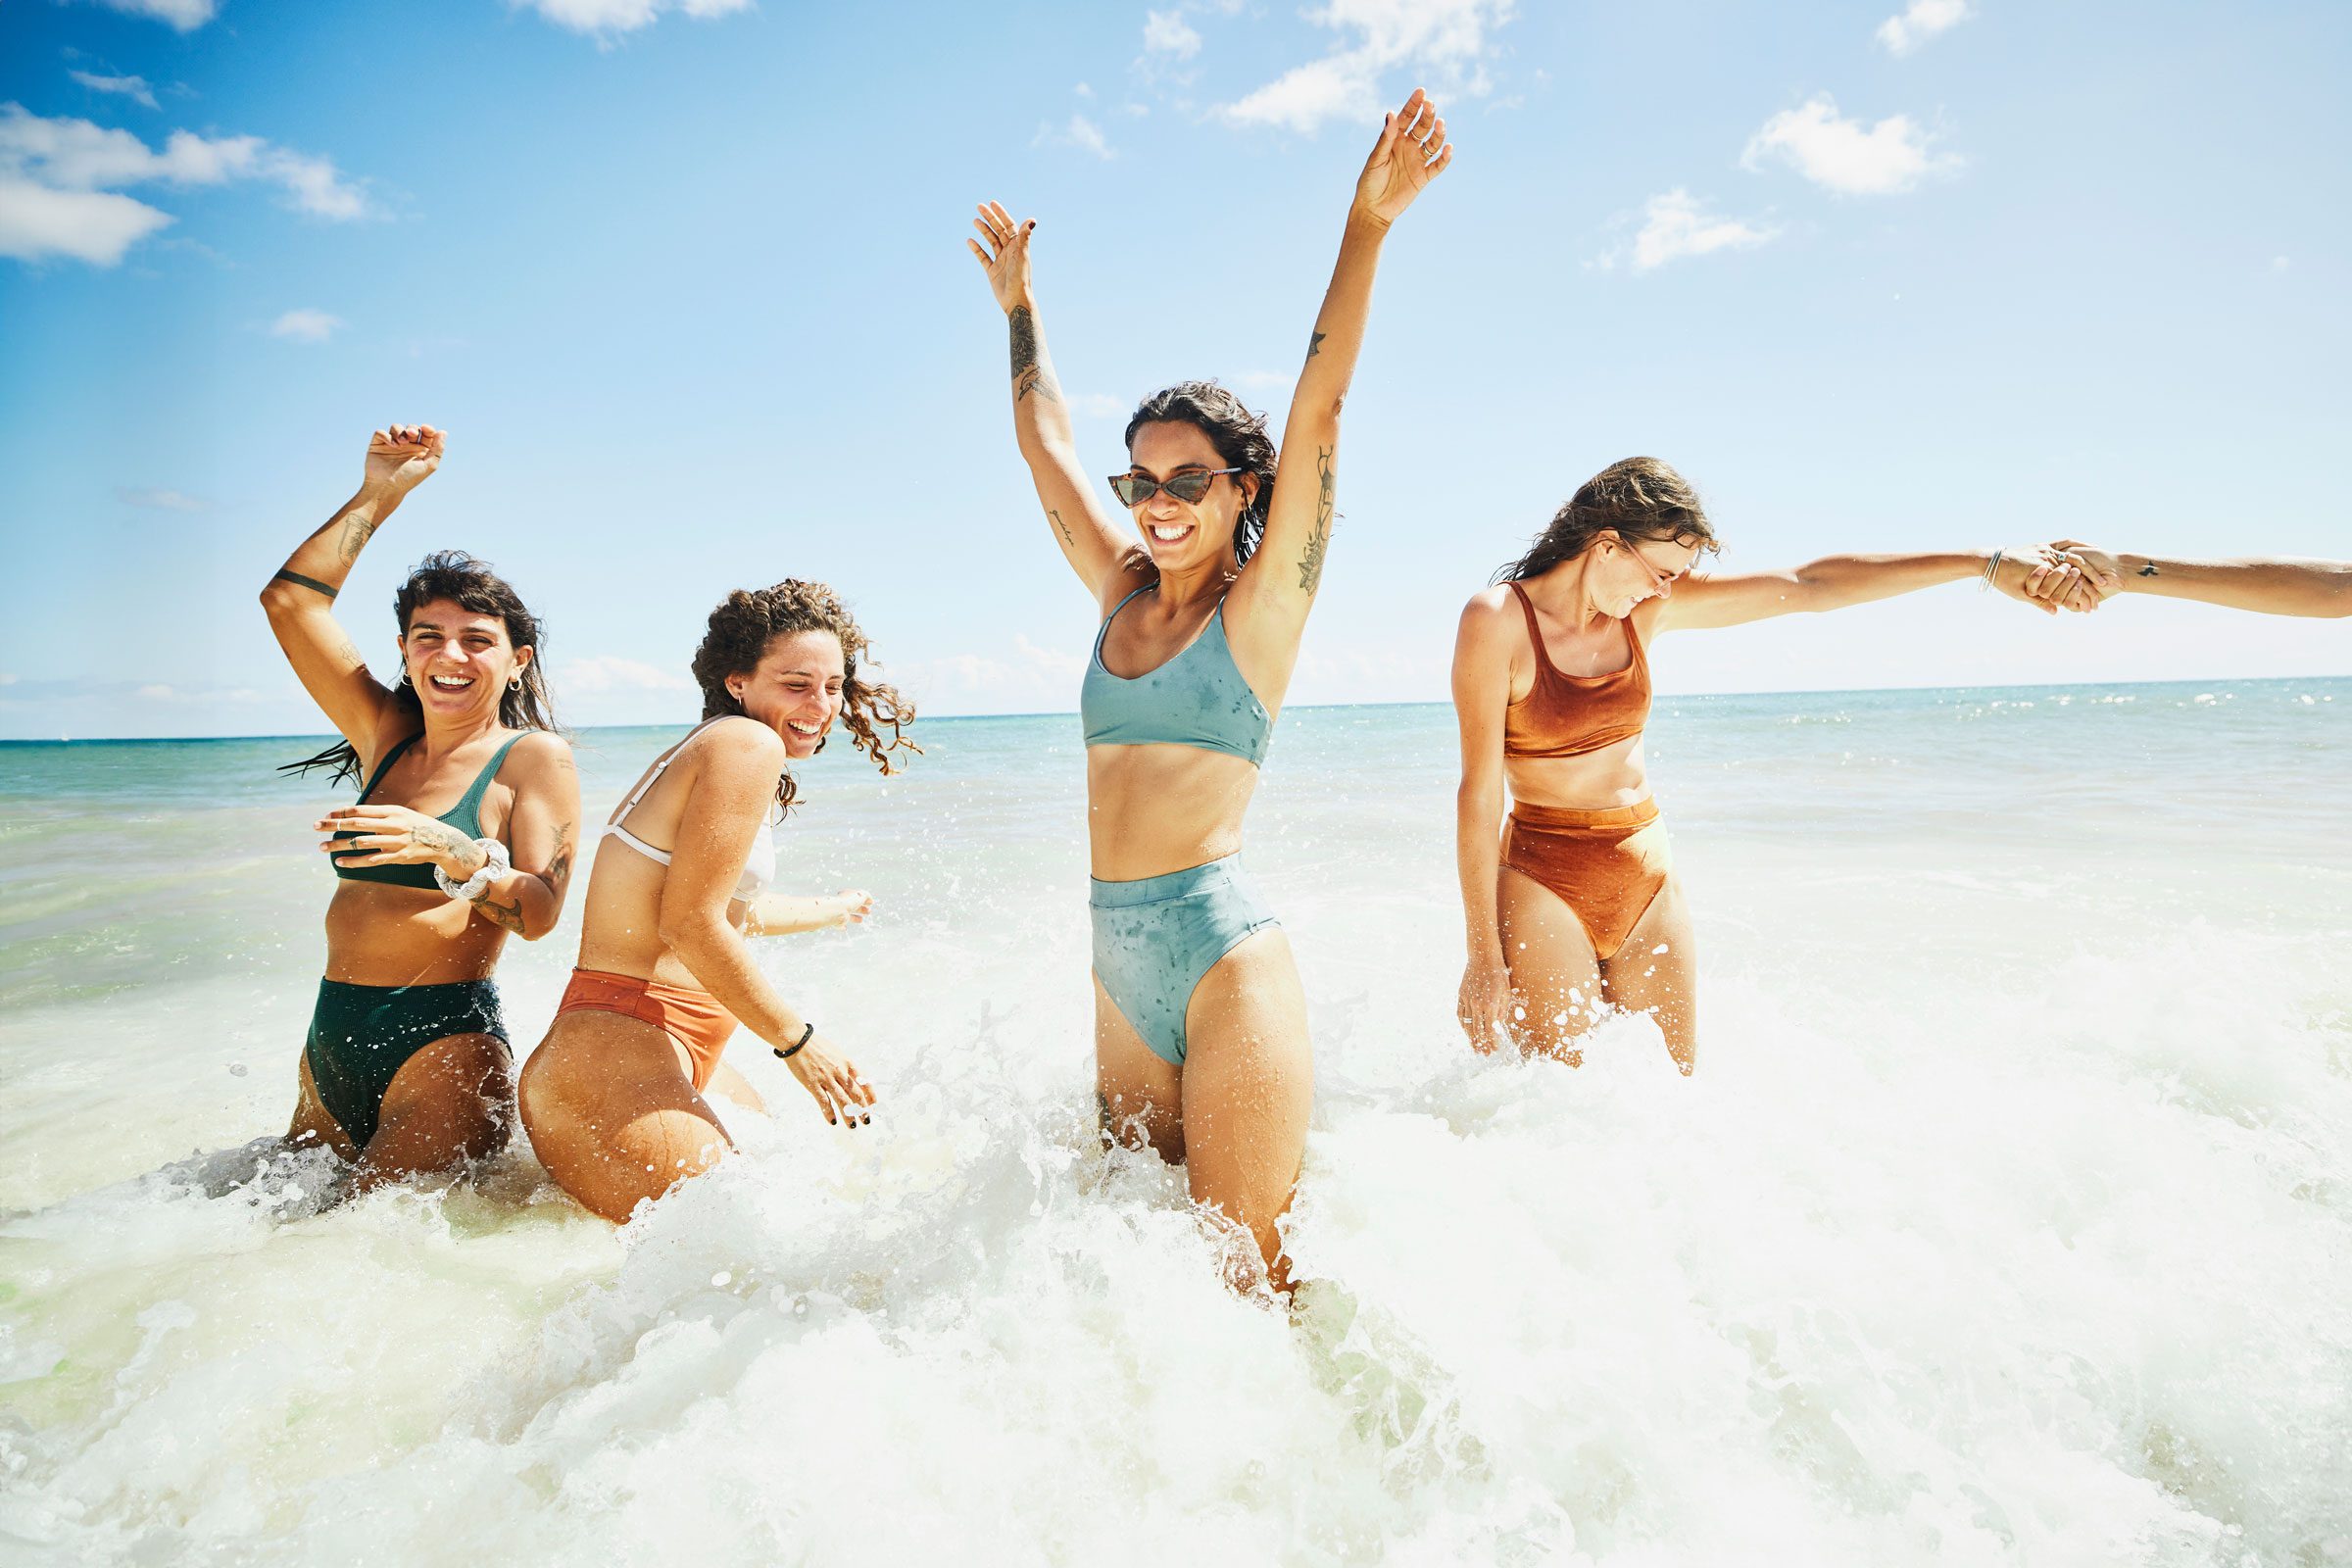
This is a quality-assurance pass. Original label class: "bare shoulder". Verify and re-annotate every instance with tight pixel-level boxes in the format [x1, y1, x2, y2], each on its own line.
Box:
[695, 714, 788, 767]
[1456, 584, 1518, 642]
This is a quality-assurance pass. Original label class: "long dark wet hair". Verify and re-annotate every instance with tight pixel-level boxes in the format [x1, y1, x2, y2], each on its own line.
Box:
[279, 551, 561, 786]
[689, 579, 918, 815]
[1125, 380, 1278, 567]
[1495, 457, 1722, 583]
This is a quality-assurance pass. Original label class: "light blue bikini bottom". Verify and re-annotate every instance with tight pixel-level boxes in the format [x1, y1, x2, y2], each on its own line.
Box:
[1089, 854, 1279, 1067]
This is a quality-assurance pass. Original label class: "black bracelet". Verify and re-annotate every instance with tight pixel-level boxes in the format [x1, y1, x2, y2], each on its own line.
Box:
[775, 1021, 814, 1060]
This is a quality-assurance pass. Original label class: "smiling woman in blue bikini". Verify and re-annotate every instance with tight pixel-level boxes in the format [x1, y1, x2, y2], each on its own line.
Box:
[967, 89, 1453, 1291]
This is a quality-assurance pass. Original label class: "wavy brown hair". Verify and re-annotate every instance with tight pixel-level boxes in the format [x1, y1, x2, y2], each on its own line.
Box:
[1495, 457, 1722, 583]
[690, 579, 917, 814]
[280, 550, 561, 786]
[1125, 380, 1278, 567]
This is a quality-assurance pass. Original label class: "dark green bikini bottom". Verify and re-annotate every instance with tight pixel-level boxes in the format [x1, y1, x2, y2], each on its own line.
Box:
[304, 978, 507, 1150]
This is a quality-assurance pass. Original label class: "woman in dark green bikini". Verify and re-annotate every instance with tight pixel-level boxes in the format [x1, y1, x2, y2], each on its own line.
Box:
[260, 423, 580, 1189]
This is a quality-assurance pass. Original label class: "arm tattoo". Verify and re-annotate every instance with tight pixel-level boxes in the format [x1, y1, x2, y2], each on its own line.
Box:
[272, 569, 339, 600]
[334, 510, 377, 564]
[331, 634, 367, 669]
[546, 822, 574, 891]
[1049, 508, 1074, 547]
[472, 893, 526, 935]
[1307, 329, 1327, 359]
[1008, 305, 1060, 406]
[2138, 562, 2160, 577]
[411, 821, 473, 865]
[1298, 445, 1335, 595]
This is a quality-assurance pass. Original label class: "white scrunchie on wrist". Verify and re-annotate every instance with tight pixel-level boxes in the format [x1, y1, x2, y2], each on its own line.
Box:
[435, 836, 512, 902]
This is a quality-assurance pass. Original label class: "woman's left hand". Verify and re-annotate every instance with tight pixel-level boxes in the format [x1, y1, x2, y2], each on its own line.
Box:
[318, 804, 482, 876]
[1353, 86, 1453, 228]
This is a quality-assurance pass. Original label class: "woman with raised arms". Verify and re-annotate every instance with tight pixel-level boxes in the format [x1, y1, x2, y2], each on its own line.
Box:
[1452, 458, 2095, 1074]
[261, 424, 580, 1187]
[518, 581, 912, 1223]
[967, 89, 1452, 1290]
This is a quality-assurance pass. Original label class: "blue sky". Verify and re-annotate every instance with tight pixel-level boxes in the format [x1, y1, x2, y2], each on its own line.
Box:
[1, 0, 2346, 739]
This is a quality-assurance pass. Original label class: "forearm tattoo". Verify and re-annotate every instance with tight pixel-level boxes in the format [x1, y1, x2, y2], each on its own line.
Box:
[272, 569, 338, 600]
[1298, 445, 1335, 594]
[1009, 306, 1060, 406]
[334, 510, 377, 564]
[472, 893, 526, 935]
[2138, 562, 2161, 577]
[1307, 329, 1327, 359]
[1049, 508, 1074, 547]
[546, 822, 574, 891]
[411, 821, 474, 868]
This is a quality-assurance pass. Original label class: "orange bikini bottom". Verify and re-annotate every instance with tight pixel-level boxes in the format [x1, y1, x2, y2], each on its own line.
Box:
[1500, 799, 1672, 962]
[557, 967, 740, 1092]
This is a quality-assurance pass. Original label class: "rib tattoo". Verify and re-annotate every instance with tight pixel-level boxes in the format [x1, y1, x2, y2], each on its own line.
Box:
[1298, 445, 1335, 594]
[1009, 306, 1060, 406]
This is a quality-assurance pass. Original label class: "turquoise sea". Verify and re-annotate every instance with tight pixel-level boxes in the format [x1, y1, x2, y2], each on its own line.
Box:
[3, 679, 2349, 1564]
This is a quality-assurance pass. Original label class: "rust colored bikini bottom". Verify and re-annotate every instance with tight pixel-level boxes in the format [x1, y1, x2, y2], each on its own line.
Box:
[1500, 798, 1672, 962]
[557, 967, 739, 1092]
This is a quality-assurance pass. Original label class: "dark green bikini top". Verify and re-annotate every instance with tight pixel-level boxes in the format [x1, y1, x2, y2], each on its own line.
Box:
[331, 732, 526, 890]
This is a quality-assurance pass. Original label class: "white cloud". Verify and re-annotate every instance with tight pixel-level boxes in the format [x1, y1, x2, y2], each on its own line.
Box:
[116, 486, 210, 511]
[1614, 189, 1777, 271]
[0, 177, 171, 265]
[900, 634, 1086, 713]
[1034, 114, 1114, 160]
[1877, 0, 1971, 56]
[70, 72, 161, 111]
[270, 308, 342, 343]
[1144, 10, 1202, 60]
[557, 656, 693, 694]
[136, 683, 177, 700]
[1741, 94, 1958, 195]
[518, 0, 753, 39]
[1220, 0, 1516, 134]
[0, 103, 372, 266]
[92, 0, 219, 30]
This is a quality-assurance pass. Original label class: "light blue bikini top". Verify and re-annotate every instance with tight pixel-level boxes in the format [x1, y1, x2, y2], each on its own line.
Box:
[1080, 585, 1272, 766]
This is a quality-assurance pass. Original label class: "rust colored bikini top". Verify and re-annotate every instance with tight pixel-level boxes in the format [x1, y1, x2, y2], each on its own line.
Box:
[1501, 581, 1652, 759]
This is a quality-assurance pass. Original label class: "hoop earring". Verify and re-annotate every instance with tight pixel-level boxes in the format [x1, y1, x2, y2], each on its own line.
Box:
[398, 668, 412, 687]
[508, 672, 522, 693]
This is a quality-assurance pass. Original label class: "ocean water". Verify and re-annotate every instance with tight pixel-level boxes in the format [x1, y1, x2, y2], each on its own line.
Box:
[2, 678, 2348, 1566]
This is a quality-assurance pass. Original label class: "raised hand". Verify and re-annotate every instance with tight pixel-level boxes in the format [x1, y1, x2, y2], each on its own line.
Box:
[363, 424, 445, 499]
[967, 201, 1036, 316]
[1353, 87, 1454, 228]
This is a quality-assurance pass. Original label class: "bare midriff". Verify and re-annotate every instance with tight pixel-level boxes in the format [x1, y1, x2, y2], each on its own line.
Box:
[1086, 744, 1261, 883]
[1503, 731, 1651, 812]
[569, 832, 751, 994]
[322, 882, 507, 986]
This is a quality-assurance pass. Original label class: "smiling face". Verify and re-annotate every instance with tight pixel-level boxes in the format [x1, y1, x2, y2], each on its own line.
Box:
[1121, 419, 1257, 573]
[1589, 532, 1704, 617]
[725, 629, 846, 759]
[400, 598, 527, 720]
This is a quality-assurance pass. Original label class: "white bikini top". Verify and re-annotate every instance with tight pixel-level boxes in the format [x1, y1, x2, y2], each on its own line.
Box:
[602, 719, 777, 903]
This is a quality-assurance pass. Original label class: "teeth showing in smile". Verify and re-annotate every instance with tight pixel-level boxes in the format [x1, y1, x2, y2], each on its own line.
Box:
[1152, 526, 1191, 542]
[787, 720, 821, 736]
[429, 675, 473, 690]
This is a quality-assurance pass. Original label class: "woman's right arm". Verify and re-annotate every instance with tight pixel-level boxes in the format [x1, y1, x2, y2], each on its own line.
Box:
[1451, 592, 1516, 1054]
[967, 203, 1136, 600]
[656, 721, 875, 1125]
[257, 425, 444, 755]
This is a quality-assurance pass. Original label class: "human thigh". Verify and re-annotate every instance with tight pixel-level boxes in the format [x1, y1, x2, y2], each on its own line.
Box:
[517, 1009, 730, 1223]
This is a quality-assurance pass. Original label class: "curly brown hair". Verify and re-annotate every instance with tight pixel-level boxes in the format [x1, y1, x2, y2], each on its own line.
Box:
[689, 580, 917, 813]
[1495, 457, 1722, 584]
